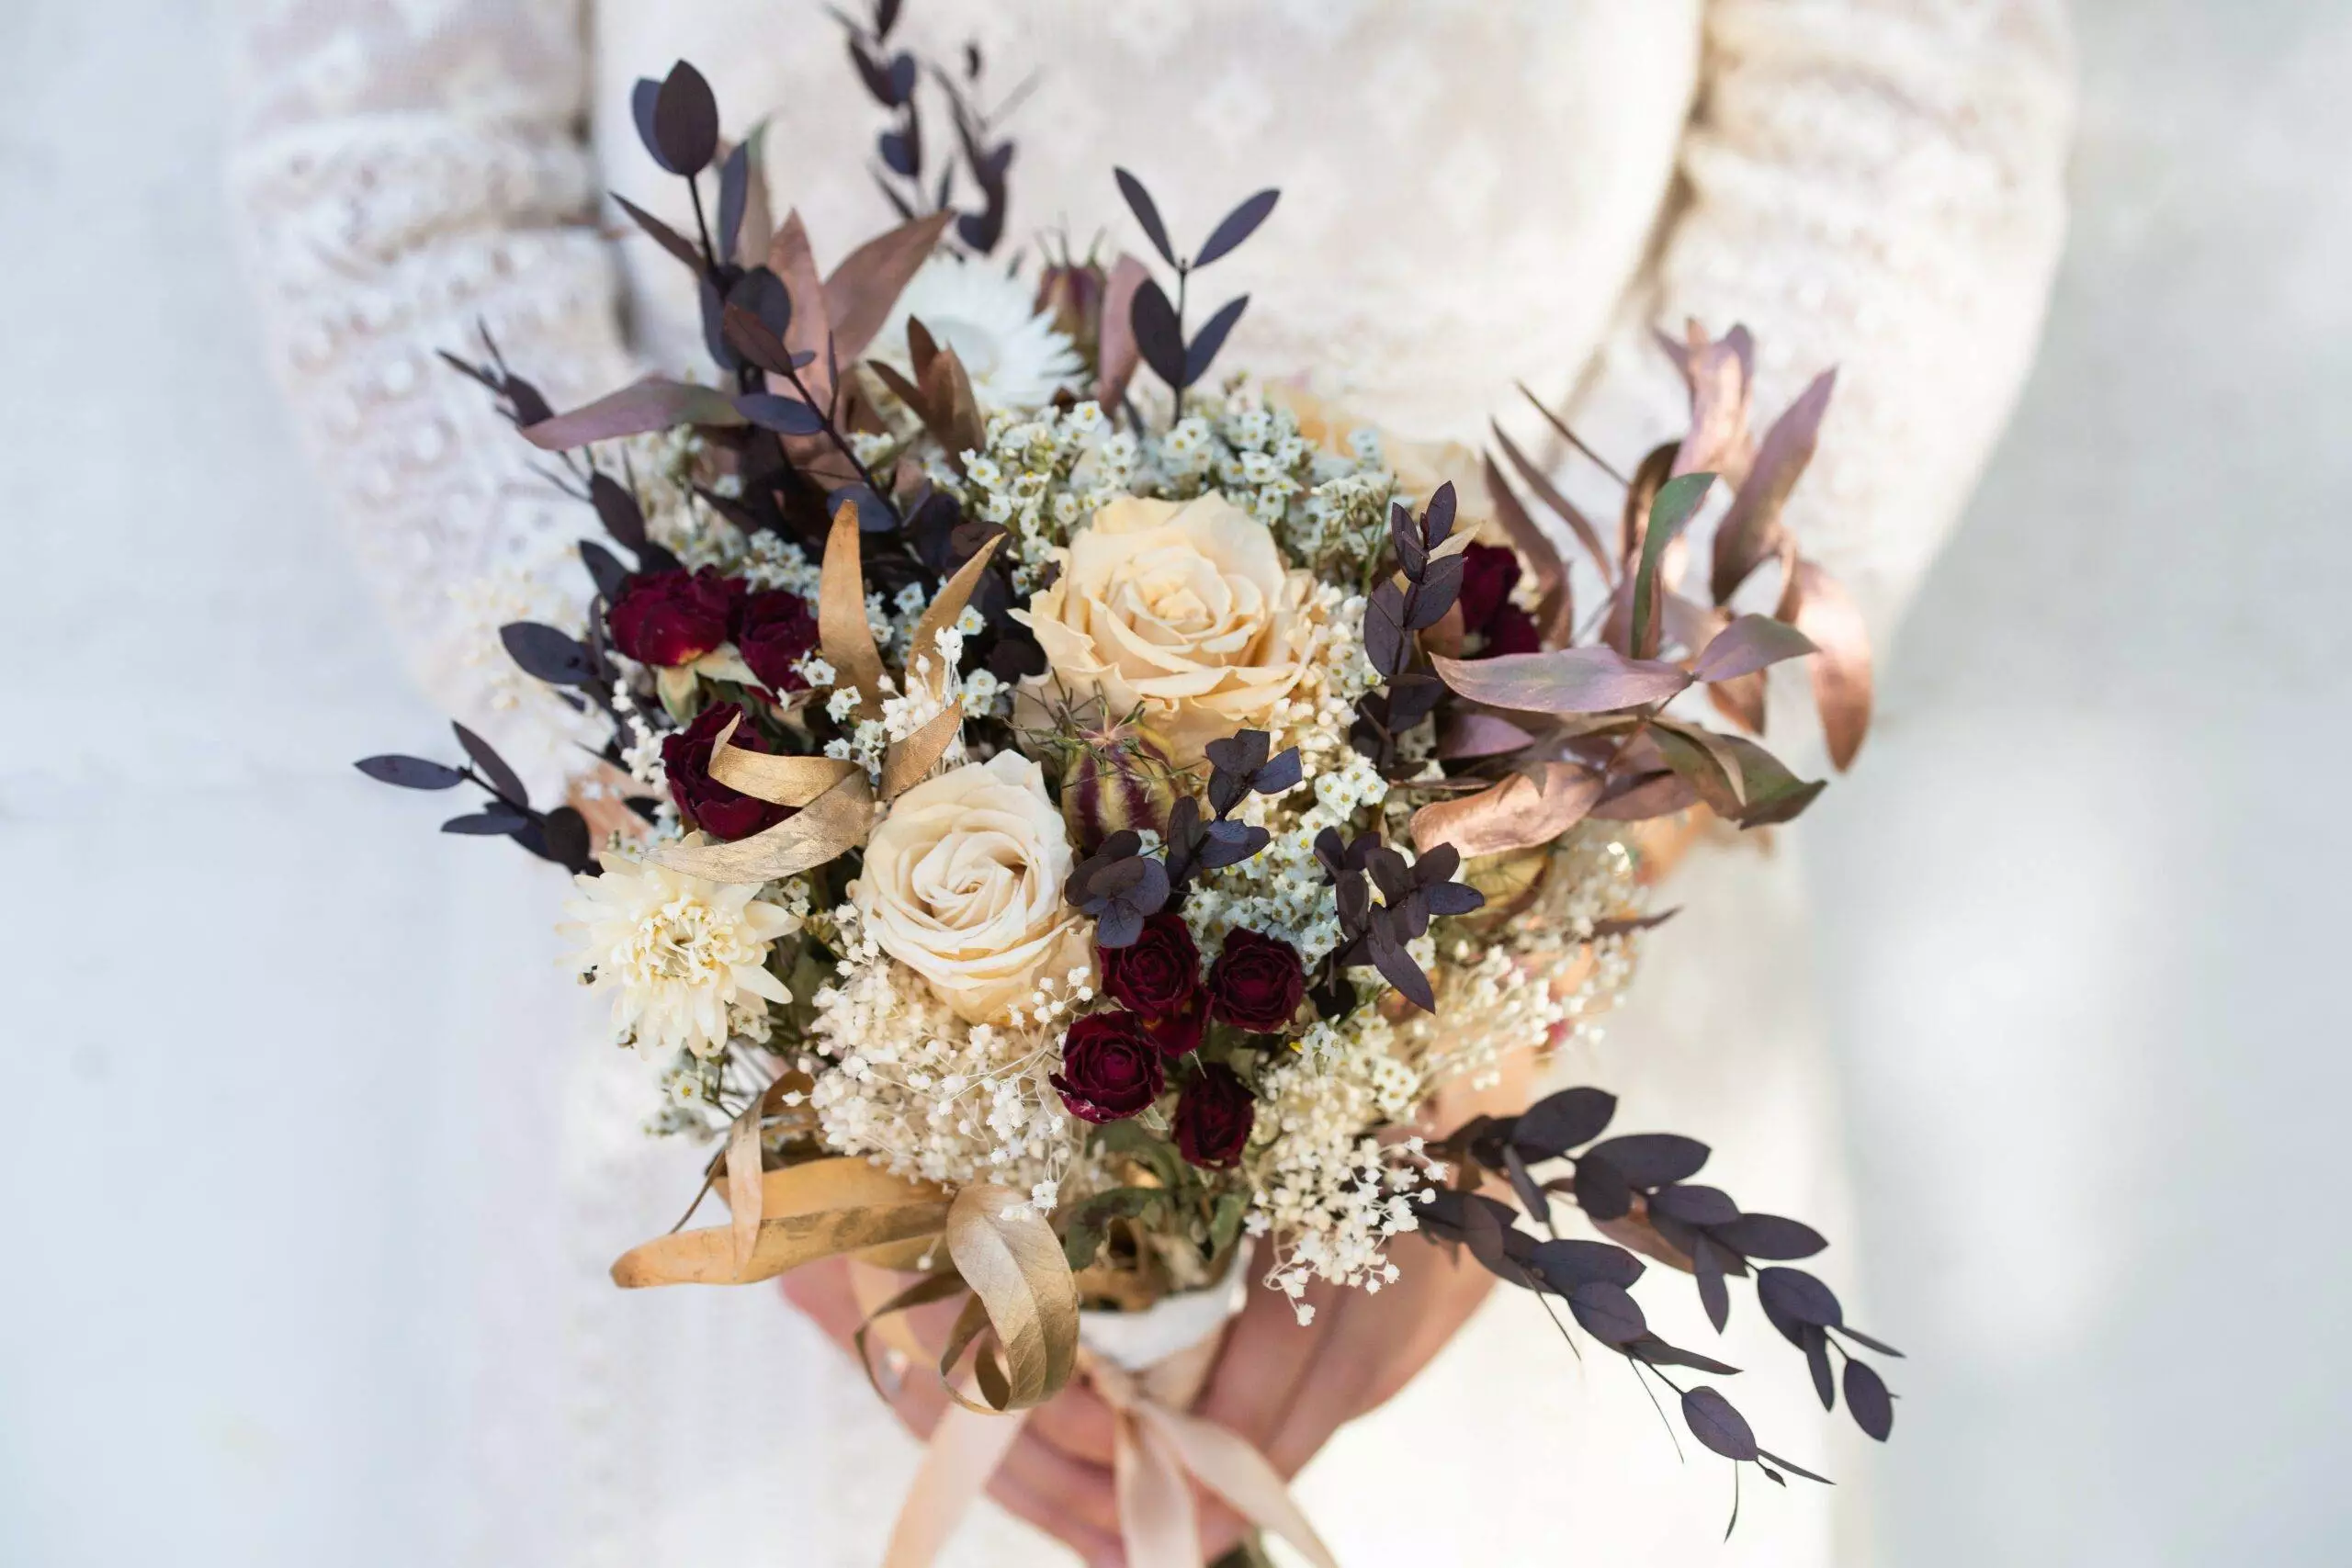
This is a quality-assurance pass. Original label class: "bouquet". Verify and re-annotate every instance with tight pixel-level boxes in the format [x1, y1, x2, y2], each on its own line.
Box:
[360, 14, 1896, 1561]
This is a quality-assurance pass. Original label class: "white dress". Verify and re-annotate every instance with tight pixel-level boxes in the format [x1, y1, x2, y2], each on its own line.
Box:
[225, 3, 2073, 1563]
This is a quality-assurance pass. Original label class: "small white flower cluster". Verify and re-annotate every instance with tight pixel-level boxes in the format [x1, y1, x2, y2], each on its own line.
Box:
[804, 903, 1082, 1193]
[951, 380, 1403, 596]
[1245, 1006, 1444, 1315]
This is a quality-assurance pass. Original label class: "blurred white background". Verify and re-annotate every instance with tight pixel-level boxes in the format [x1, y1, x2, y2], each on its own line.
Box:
[3, 1, 2347, 1563]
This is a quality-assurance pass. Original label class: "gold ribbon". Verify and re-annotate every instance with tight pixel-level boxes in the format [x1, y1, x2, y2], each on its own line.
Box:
[880, 1337, 1340, 1568]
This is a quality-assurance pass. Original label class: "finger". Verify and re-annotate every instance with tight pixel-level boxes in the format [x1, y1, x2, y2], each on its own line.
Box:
[1191, 1281, 1330, 1451]
[1263, 1292, 1372, 1476]
[988, 1461, 1127, 1568]
[1193, 1491, 1251, 1562]
[989, 1430, 1125, 1540]
[779, 1261, 861, 1347]
[1025, 1382, 1122, 1467]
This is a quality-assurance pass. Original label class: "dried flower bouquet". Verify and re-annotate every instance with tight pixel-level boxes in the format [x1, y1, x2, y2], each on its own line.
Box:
[360, 10, 1898, 1556]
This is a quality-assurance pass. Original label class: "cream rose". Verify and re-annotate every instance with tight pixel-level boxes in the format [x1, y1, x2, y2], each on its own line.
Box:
[855, 751, 1087, 1024]
[1016, 492, 1317, 759]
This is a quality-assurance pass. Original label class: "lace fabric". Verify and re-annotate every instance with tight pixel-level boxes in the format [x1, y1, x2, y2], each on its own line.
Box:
[226, 3, 2072, 1562]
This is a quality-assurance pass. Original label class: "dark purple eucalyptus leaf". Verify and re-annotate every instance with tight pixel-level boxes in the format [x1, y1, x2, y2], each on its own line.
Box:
[1193, 188, 1280, 267]
[1844, 1359, 1894, 1440]
[1681, 1387, 1758, 1461]
[500, 623, 595, 687]
[1114, 167, 1177, 267]
[611, 191, 705, 274]
[1513, 1087, 1618, 1157]
[1364, 918, 1434, 1012]
[588, 472, 648, 551]
[1586, 1133, 1710, 1187]
[578, 540, 631, 604]
[1651, 1184, 1740, 1228]
[1573, 1156, 1634, 1222]
[1757, 1266, 1843, 1329]
[1693, 1235, 1732, 1333]
[441, 806, 528, 836]
[650, 61, 719, 176]
[716, 139, 751, 262]
[1567, 1280, 1646, 1347]
[1832, 1325, 1906, 1359]
[1527, 1237, 1644, 1293]
[1709, 1213, 1827, 1261]
[1804, 1325, 1835, 1410]
[879, 127, 918, 176]
[1756, 1449, 1833, 1485]
[1130, 278, 1186, 389]
[355, 755, 466, 791]
[1182, 295, 1249, 387]
[452, 721, 527, 807]
[734, 393, 828, 435]
[1433, 648, 1692, 716]
[1625, 1335, 1741, 1376]
[537, 805, 593, 873]
[1502, 1145, 1550, 1227]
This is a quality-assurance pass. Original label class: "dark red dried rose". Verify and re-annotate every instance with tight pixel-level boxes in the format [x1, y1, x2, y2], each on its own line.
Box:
[1483, 602, 1542, 657]
[1173, 1062, 1257, 1169]
[1206, 928, 1306, 1032]
[1457, 543, 1523, 633]
[1050, 1012, 1167, 1123]
[606, 569, 744, 667]
[662, 702, 789, 841]
[735, 589, 819, 692]
[1099, 913, 1202, 1020]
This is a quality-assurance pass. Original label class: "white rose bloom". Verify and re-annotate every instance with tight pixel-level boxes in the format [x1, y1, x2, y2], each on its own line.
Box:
[560, 845, 801, 1059]
[855, 752, 1089, 1024]
[1015, 492, 1318, 761]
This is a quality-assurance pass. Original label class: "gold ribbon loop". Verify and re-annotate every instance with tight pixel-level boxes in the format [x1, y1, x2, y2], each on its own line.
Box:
[610, 1157, 948, 1287]
[940, 1185, 1080, 1414]
[706, 713, 863, 806]
[649, 766, 875, 885]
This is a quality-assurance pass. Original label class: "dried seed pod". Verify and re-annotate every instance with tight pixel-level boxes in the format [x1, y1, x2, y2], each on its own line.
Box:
[1058, 719, 1182, 852]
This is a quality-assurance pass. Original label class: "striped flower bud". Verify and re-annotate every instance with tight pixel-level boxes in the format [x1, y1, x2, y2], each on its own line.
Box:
[1059, 721, 1182, 853]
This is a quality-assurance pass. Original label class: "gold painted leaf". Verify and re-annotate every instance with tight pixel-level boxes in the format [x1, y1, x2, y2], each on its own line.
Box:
[1410, 762, 1602, 860]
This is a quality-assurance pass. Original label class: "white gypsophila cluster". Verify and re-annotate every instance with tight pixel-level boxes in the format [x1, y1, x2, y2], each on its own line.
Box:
[1243, 1004, 1443, 1317]
[950, 380, 1402, 597]
[804, 901, 1082, 1197]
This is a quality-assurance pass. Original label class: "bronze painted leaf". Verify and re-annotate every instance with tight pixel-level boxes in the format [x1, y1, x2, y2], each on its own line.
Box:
[1712, 368, 1836, 604]
[1433, 649, 1690, 715]
[1777, 558, 1872, 771]
[522, 379, 745, 449]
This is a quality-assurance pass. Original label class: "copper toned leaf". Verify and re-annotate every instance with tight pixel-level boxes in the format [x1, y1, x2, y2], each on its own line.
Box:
[1631, 472, 1716, 660]
[1692, 615, 1817, 684]
[1478, 454, 1572, 639]
[521, 380, 745, 449]
[1776, 558, 1872, 771]
[1713, 368, 1835, 604]
[822, 210, 956, 362]
[1490, 421, 1610, 575]
[1410, 762, 1601, 860]
[1435, 649, 1691, 716]
[1664, 322, 1757, 486]
[1095, 254, 1149, 407]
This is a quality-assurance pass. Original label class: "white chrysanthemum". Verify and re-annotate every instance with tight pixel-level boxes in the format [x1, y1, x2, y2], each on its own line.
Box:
[560, 845, 800, 1059]
[874, 254, 1082, 411]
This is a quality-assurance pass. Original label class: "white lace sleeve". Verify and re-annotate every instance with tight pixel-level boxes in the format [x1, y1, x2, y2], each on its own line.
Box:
[1560, 0, 2075, 646]
[228, 0, 634, 798]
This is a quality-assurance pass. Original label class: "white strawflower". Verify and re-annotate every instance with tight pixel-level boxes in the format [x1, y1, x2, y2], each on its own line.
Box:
[873, 254, 1083, 410]
[560, 845, 800, 1059]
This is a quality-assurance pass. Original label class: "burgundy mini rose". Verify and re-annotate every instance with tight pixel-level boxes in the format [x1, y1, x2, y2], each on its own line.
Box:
[662, 702, 790, 841]
[1206, 929, 1306, 1032]
[1457, 543, 1522, 632]
[1456, 544, 1543, 658]
[1173, 1063, 1257, 1169]
[735, 589, 820, 693]
[1050, 1012, 1167, 1123]
[1099, 913, 1202, 1020]
[606, 569, 744, 667]
[1483, 602, 1542, 657]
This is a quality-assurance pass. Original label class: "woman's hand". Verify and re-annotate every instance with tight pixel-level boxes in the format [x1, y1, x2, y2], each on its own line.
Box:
[781, 1258, 1134, 1567]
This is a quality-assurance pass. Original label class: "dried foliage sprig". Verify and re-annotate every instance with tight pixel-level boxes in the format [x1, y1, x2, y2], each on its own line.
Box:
[1424, 1086, 1901, 1529]
[1114, 169, 1277, 416]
